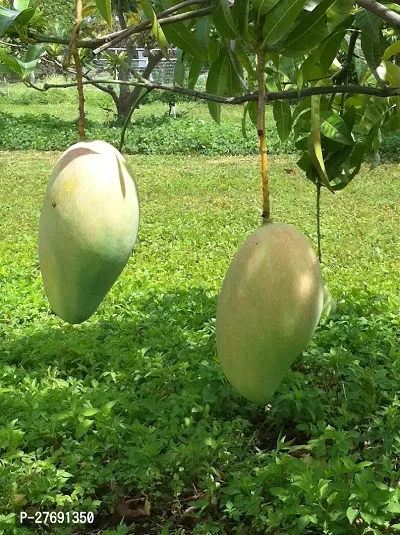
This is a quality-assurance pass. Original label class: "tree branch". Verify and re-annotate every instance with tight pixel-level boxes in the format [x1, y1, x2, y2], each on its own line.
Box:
[356, 0, 400, 28]
[93, 7, 212, 54]
[333, 30, 359, 84]
[26, 1, 211, 51]
[125, 49, 163, 109]
[29, 78, 400, 103]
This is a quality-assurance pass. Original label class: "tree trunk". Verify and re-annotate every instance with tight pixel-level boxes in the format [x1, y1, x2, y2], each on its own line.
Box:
[114, 1, 136, 119]
[125, 49, 163, 110]
[94, 2, 164, 119]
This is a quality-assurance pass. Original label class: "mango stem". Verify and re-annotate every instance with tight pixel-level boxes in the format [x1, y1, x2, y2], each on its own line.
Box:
[70, 0, 85, 140]
[257, 50, 270, 225]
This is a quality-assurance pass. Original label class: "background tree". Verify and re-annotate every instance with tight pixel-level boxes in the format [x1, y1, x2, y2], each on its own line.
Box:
[1, 0, 400, 233]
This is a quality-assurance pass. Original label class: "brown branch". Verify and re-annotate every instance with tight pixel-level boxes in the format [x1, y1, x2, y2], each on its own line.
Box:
[0, 39, 22, 47]
[27, 1, 211, 51]
[119, 88, 152, 153]
[27, 78, 400, 103]
[94, 0, 210, 53]
[93, 7, 212, 54]
[125, 49, 163, 109]
[84, 74, 119, 100]
[257, 50, 269, 225]
[333, 30, 359, 85]
[316, 181, 322, 262]
[69, 0, 86, 140]
[356, 0, 400, 28]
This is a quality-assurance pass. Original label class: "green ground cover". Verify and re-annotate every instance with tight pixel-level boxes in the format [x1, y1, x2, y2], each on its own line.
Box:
[2, 81, 399, 159]
[1, 150, 400, 534]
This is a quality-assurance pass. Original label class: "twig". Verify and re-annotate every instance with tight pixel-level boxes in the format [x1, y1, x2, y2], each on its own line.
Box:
[356, 0, 400, 28]
[26, 0, 211, 50]
[69, 0, 86, 140]
[24, 78, 400, 103]
[333, 30, 359, 85]
[93, 7, 212, 54]
[316, 181, 322, 263]
[119, 88, 152, 153]
[257, 49, 270, 225]
[0, 39, 22, 47]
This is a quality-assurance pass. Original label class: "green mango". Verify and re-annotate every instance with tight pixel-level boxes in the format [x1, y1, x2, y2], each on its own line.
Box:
[38, 140, 140, 324]
[216, 223, 324, 404]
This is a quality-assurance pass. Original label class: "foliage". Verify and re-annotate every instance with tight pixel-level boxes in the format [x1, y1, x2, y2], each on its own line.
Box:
[3, 82, 400, 161]
[0, 84, 289, 154]
[1, 0, 400, 187]
[1, 152, 400, 534]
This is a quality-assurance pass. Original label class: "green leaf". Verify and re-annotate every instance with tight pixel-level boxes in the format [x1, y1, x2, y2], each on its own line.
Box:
[0, 6, 35, 35]
[242, 103, 249, 138]
[235, 40, 256, 81]
[206, 53, 230, 123]
[299, 48, 322, 85]
[292, 96, 311, 125]
[196, 16, 211, 50]
[319, 23, 348, 71]
[140, 0, 169, 57]
[342, 105, 357, 132]
[385, 61, 400, 87]
[101, 400, 117, 415]
[226, 50, 244, 95]
[309, 93, 335, 192]
[361, 32, 383, 71]
[208, 38, 220, 64]
[282, 0, 336, 52]
[13, 0, 30, 9]
[251, 0, 280, 17]
[273, 100, 292, 142]
[278, 56, 297, 83]
[354, 56, 368, 82]
[25, 43, 45, 63]
[162, 22, 207, 60]
[383, 39, 400, 61]
[232, 0, 249, 40]
[326, 145, 353, 180]
[361, 98, 390, 132]
[174, 49, 185, 86]
[75, 419, 94, 439]
[349, 123, 379, 174]
[0, 50, 36, 78]
[320, 112, 354, 145]
[188, 57, 204, 89]
[248, 100, 258, 126]
[297, 515, 311, 531]
[355, 9, 381, 43]
[297, 151, 313, 173]
[211, 0, 239, 39]
[80, 407, 100, 417]
[95, 0, 112, 27]
[262, 0, 308, 47]
[0, 63, 13, 74]
[326, 0, 354, 32]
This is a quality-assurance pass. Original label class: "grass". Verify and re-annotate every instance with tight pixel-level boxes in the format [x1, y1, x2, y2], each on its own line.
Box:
[0, 80, 303, 156]
[1, 80, 400, 160]
[1, 150, 400, 534]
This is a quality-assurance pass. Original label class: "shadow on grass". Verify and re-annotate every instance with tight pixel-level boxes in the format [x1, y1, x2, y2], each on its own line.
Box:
[0, 286, 399, 532]
[0, 111, 99, 131]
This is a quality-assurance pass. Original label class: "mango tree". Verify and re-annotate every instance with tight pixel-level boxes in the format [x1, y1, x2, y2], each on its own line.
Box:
[1, 0, 399, 403]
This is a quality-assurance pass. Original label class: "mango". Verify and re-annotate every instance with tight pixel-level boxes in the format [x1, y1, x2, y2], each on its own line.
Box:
[38, 140, 140, 324]
[216, 223, 324, 404]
